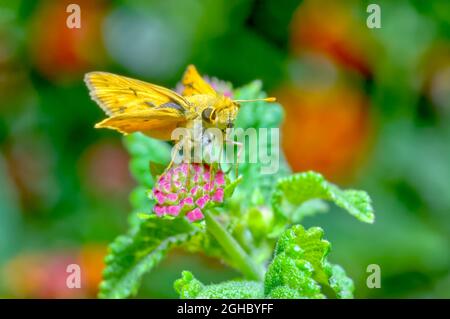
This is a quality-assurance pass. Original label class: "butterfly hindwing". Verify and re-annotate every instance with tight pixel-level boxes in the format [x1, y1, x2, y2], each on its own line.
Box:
[94, 108, 186, 139]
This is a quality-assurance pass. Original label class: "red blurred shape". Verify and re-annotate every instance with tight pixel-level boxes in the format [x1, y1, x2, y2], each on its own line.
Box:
[30, 0, 107, 81]
[291, 0, 373, 77]
[277, 84, 372, 182]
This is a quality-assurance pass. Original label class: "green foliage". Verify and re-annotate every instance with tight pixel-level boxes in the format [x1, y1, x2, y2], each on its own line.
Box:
[175, 225, 354, 299]
[290, 199, 329, 223]
[271, 171, 375, 230]
[99, 216, 200, 298]
[174, 271, 264, 299]
[124, 133, 172, 229]
[233, 80, 291, 202]
[264, 225, 354, 299]
[274, 225, 330, 284]
[0, 156, 22, 264]
[325, 263, 354, 299]
[125, 132, 172, 189]
[264, 255, 323, 299]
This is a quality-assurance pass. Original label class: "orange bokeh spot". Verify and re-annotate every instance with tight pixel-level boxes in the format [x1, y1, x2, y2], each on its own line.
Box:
[290, 0, 373, 77]
[30, 0, 107, 81]
[277, 84, 372, 182]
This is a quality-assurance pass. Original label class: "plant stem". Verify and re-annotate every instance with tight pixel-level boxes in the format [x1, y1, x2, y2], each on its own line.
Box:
[204, 210, 263, 281]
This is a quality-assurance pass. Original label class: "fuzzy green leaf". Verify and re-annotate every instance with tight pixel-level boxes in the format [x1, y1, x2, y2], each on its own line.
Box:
[275, 225, 331, 284]
[123, 133, 172, 229]
[179, 227, 237, 269]
[99, 216, 200, 298]
[264, 226, 328, 298]
[264, 225, 354, 299]
[124, 132, 171, 189]
[223, 175, 242, 198]
[272, 171, 375, 225]
[265, 257, 323, 299]
[232, 81, 291, 203]
[234, 80, 284, 130]
[291, 199, 329, 223]
[325, 263, 354, 299]
[174, 271, 263, 299]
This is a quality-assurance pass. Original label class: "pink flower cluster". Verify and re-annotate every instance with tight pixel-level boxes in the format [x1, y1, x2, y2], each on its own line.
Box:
[152, 163, 225, 222]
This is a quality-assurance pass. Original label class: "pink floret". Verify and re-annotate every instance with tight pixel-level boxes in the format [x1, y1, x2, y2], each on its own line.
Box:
[203, 182, 214, 192]
[153, 205, 166, 216]
[212, 188, 224, 202]
[190, 186, 199, 196]
[167, 205, 181, 216]
[196, 195, 210, 209]
[153, 191, 166, 205]
[166, 193, 178, 202]
[215, 171, 225, 185]
[180, 197, 194, 207]
[186, 208, 204, 222]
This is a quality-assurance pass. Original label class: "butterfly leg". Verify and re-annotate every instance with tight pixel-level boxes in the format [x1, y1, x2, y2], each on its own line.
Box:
[185, 161, 191, 189]
[217, 143, 224, 171]
[210, 142, 225, 184]
[225, 138, 243, 178]
[235, 140, 243, 178]
[208, 160, 214, 187]
[165, 157, 175, 175]
[164, 140, 183, 175]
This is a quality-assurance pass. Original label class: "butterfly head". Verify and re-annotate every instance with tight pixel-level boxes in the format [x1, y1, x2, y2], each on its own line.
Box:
[216, 96, 240, 129]
[200, 96, 238, 129]
[201, 95, 277, 129]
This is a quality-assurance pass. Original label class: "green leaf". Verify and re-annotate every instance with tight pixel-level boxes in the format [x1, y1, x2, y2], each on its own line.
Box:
[123, 133, 172, 229]
[179, 228, 237, 269]
[99, 216, 200, 298]
[275, 225, 331, 284]
[264, 226, 328, 298]
[124, 132, 171, 189]
[174, 271, 264, 299]
[149, 161, 167, 178]
[234, 80, 284, 130]
[290, 199, 329, 223]
[232, 81, 291, 203]
[325, 263, 354, 299]
[264, 225, 354, 299]
[271, 171, 375, 225]
[223, 175, 242, 198]
[265, 256, 323, 299]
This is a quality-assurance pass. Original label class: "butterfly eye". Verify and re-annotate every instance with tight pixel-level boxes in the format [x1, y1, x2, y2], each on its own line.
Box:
[202, 108, 216, 123]
[210, 109, 217, 120]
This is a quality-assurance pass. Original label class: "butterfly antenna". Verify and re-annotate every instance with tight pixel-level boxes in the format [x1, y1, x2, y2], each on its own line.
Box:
[233, 97, 276, 103]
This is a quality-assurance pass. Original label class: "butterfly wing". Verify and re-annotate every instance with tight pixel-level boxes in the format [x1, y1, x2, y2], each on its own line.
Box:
[85, 72, 191, 139]
[94, 108, 185, 139]
[181, 65, 217, 96]
[85, 72, 191, 115]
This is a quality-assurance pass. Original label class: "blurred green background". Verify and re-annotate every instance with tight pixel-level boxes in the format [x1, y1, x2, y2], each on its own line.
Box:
[0, 0, 449, 298]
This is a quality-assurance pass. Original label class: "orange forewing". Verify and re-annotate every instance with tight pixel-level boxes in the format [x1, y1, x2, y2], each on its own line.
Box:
[85, 72, 192, 138]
